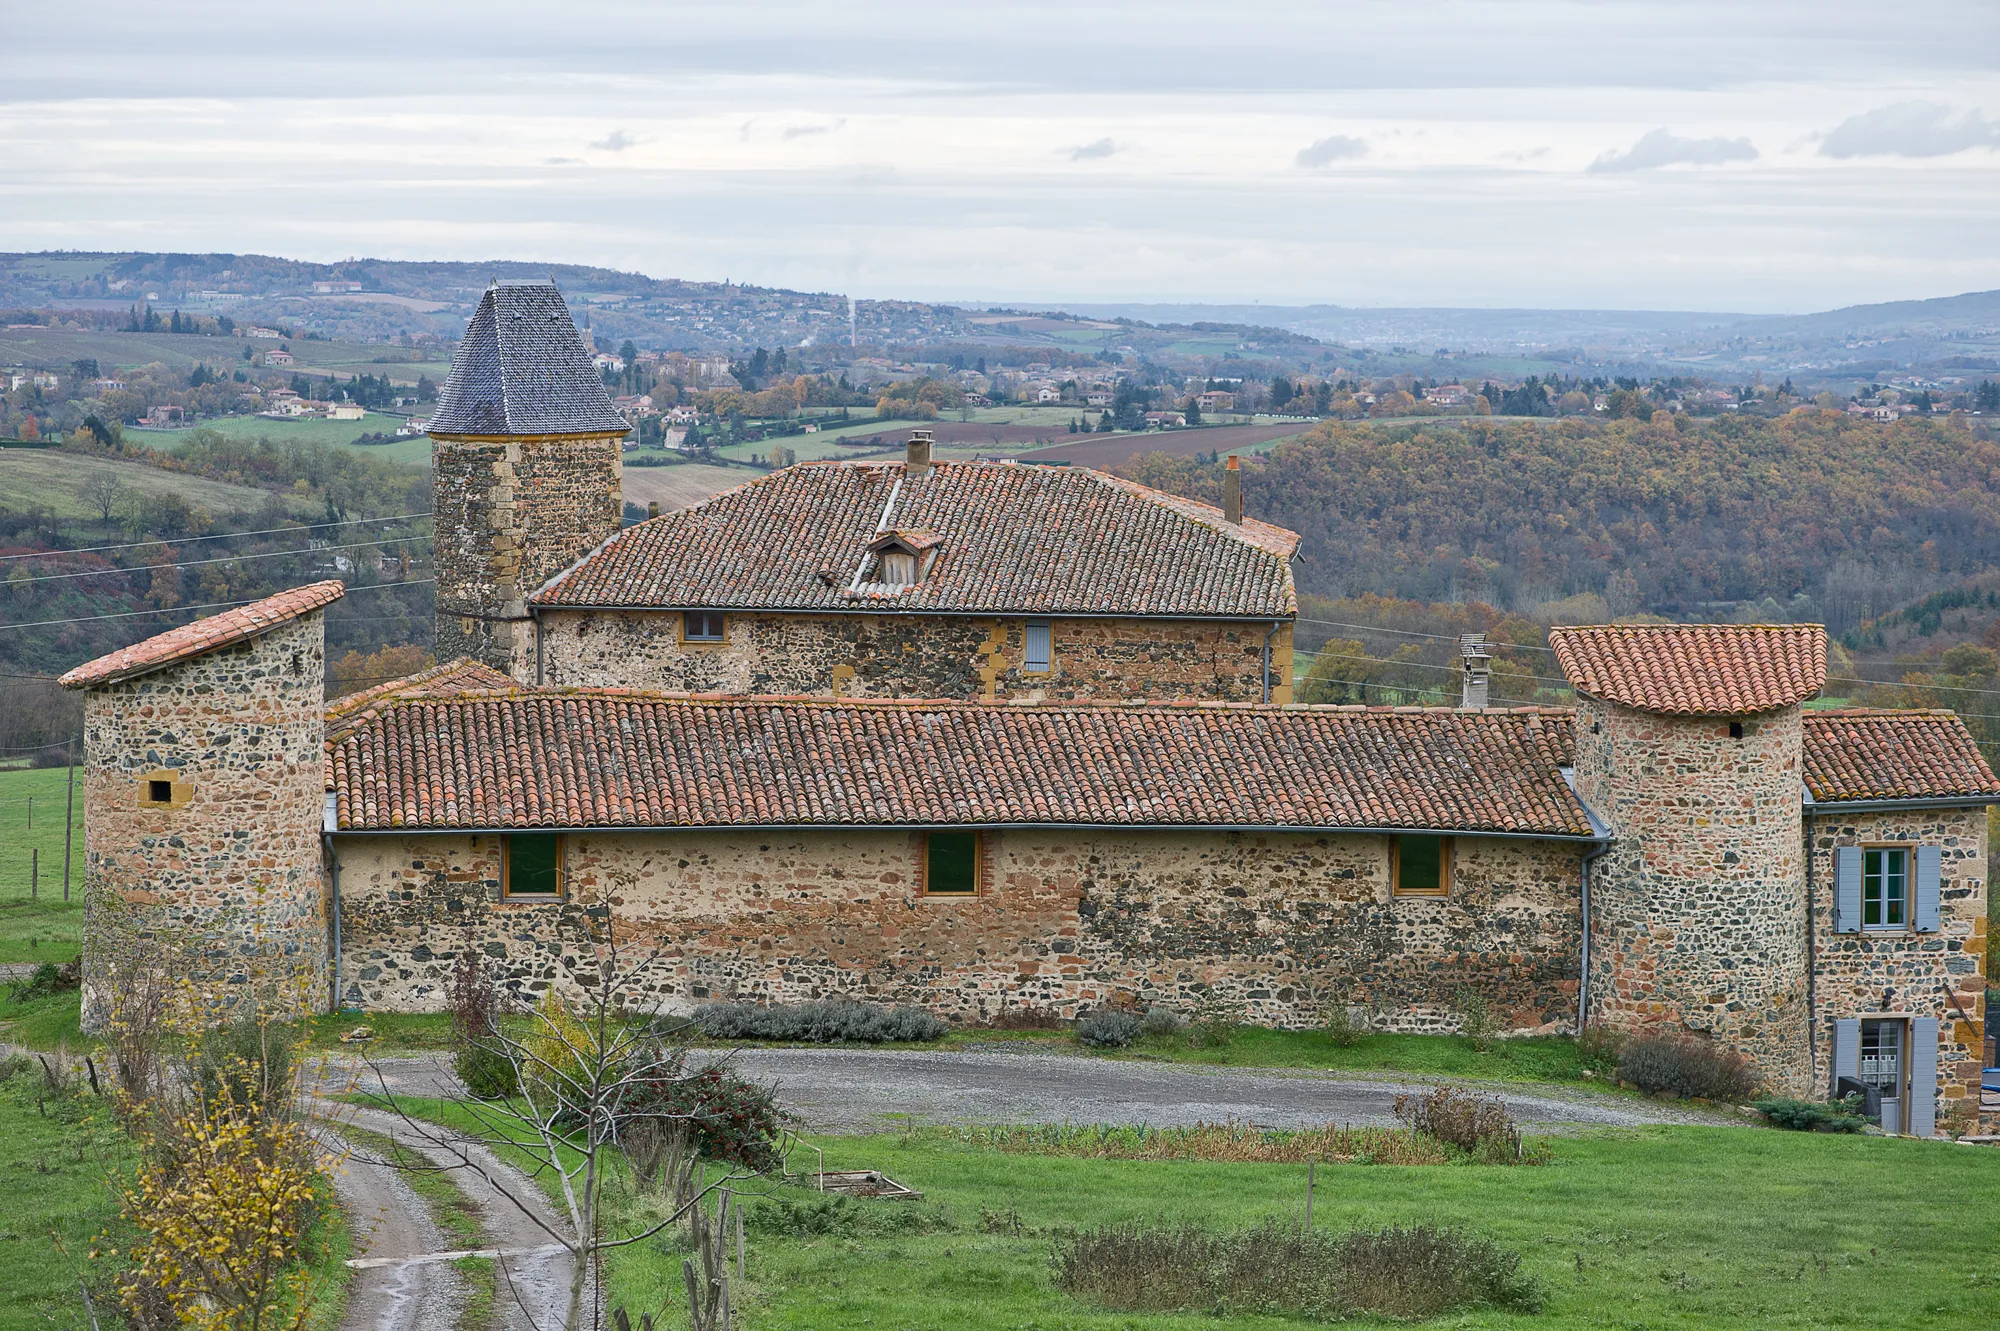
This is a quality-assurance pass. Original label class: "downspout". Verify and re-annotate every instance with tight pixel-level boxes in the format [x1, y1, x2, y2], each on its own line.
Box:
[1262, 621, 1280, 703]
[1804, 806, 1819, 1090]
[531, 605, 545, 686]
[323, 794, 343, 1013]
[1577, 839, 1610, 1036]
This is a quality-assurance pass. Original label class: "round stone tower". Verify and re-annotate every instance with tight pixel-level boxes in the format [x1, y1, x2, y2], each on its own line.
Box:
[429, 280, 629, 679]
[1555, 623, 1826, 1096]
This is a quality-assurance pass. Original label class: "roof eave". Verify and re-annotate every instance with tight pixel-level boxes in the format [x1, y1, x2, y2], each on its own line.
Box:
[332, 820, 1604, 841]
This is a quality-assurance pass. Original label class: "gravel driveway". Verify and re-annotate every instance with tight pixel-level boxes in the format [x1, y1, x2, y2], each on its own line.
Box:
[332, 1047, 1743, 1135]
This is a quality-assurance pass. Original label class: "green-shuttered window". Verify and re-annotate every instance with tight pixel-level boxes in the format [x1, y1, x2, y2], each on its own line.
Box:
[924, 832, 980, 896]
[1391, 835, 1451, 897]
[503, 833, 564, 899]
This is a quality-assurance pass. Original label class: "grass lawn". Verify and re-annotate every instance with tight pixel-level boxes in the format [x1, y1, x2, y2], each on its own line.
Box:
[146, 411, 432, 464]
[375, 1090, 2000, 1331]
[0, 1059, 132, 1330]
[0, 447, 298, 524]
[0, 767, 87, 965]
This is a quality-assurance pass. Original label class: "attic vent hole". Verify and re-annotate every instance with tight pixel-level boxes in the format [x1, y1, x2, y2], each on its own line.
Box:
[149, 779, 172, 803]
[1728, 722, 1744, 740]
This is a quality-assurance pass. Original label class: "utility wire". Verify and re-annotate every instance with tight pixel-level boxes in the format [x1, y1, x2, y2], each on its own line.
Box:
[1298, 616, 1559, 654]
[0, 579, 434, 633]
[5, 537, 426, 588]
[0, 511, 432, 563]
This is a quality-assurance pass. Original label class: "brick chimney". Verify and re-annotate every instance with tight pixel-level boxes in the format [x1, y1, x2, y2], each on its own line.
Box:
[1459, 632, 1491, 709]
[1223, 453, 1242, 524]
[907, 428, 934, 475]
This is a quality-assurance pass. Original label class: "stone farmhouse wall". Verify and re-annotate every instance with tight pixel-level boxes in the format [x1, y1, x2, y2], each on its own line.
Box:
[1807, 804, 1989, 1128]
[331, 826, 1579, 1027]
[1571, 697, 1813, 1096]
[433, 432, 624, 674]
[535, 609, 1295, 703]
[80, 615, 329, 1024]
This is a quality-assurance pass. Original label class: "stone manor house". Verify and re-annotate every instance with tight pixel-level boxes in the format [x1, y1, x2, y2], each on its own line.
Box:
[62, 282, 1996, 1134]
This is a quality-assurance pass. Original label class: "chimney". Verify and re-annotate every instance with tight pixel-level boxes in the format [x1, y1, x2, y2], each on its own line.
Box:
[906, 428, 934, 475]
[1222, 454, 1242, 525]
[647, 500, 660, 520]
[1459, 632, 1492, 709]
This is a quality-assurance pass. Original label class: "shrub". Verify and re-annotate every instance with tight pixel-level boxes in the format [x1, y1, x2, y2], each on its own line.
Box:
[990, 1003, 1064, 1031]
[694, 999, 946, 1044]
[1322, 1000, 1370, 1049]
[1618, 1034, 1758, 1102]
[522, 991, 603, 1112]
[448, 955, 517, 1099]
[1051, 1219, 1537, 1319]
[7, 960, 79, 1002]
[1138, 1006, 1185, 1037]
[1394, 1085, 1521, 1159]
[1577, 1024, 1626, 1075]
[614, 1044, 789, 1172]
[749, 1192, 955, 1238]
[1753, 1096, 1866, 1133]
[192, 1013, 299, 1121]
[1452, 987, 1497, 1053]
[1187, 994, 1243, 1049]
[1076, 1008, 1142, 1049]
[455, 1042, 519, 1100]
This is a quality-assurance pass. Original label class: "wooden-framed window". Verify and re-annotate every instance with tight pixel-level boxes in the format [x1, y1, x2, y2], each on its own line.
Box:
[922, 831, 981, 896]
[682, 610, 726, 643]
[502, 833, 564, 899]
[1390, 835, 1451, 897]
[1024, 620, 1053, 674]
[1862, 846, 1909, 931]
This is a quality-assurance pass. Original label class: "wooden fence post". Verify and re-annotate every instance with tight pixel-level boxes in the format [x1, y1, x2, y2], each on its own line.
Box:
[63, 735, 75, 902]
[31, 847, 39, 901]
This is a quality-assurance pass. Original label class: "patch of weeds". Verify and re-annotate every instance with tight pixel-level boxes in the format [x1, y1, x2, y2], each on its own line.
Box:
[1393, 1084, 1542, 1162]
[748, 1190, 955, 1238]
[694, 999, 946, 1043]
[931, 1120, 1457, 1165]
[452, 1255, 496, 1331]
[1138, 1006, 1185, 1039]
[1753, 1096, 1866, 1133]
[1186, 994, 1243, 1050]
[1452, 987, 1497, 1053]
[1075, 1008, 1141, 1049]
[1619, 1034, 1757, 1101]
[1052, 1218, 1539, 1319]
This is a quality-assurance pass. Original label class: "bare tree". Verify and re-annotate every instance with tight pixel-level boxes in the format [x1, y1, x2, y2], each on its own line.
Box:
[342, 918, 771, 1331]
[85, 472, 125, 526]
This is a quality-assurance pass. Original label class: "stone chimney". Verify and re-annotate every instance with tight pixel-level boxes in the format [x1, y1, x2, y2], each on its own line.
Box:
[1459, 632, 1491, 709]
[1223, 454, 1242, 525]
[647, 500, 661, 519]
[907, 428, 934, 475]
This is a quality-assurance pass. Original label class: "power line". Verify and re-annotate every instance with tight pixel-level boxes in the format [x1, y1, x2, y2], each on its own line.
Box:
[5, 537, 427, 588]
[0, 579, 434, 633]
[1298, 616, 1559, 654]
[0, 511, 433, 563]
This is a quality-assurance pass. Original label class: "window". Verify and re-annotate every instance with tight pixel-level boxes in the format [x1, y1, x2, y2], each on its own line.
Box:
[1859, 1019, 1904, 1092]
[502, 833, 564, 899]
[1024, 620, 1052, 673]
[1391, 835, 1451, 897]
[879, 550, 917, 586]
[683, 610, 725, 643]
[923, 832, 980, 895]
[148, 779, 173, 803]
[1863, 847, 1908, 930]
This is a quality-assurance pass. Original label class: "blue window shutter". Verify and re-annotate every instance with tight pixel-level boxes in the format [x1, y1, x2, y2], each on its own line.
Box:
[1833, 847, 1862, 933]
[1908, 1016, 1939, 1138]
[1833, 1018, 1861, 1089]
[1025, 620, 1052, 672]
[1914, 845, 1942, 931]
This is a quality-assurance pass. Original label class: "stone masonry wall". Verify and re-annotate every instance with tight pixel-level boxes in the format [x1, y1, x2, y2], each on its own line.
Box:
[80, 614, 329, 1024]
[432, 432, 624, 677]
[332, 827, 1578, 1028]
[1572, 697, 1813, 1095]
[537, 610, 1294, 703]
[1807, 805, 1989, 1131]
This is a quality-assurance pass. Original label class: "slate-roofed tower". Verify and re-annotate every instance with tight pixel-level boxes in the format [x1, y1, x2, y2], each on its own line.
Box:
[429, 280, 628, 678]
[1556, 623, 1826, 1097]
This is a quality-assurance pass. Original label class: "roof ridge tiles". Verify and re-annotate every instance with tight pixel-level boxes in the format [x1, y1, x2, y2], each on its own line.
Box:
[62, 580, 345, 689]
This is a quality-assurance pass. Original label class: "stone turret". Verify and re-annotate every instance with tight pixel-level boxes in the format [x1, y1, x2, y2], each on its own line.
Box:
[1554, 622, 1826, 1096]
[429, 281, 629, 678]
[59, 582, 344, 1026]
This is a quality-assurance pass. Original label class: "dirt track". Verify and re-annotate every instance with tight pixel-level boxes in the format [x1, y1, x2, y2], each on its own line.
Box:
[1021, 422, 1315, 468]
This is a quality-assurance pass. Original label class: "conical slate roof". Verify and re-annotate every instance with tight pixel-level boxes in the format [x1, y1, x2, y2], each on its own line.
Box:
[429, 281, 628, 436]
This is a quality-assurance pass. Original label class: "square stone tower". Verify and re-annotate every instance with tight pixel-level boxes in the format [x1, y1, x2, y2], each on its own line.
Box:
[1554, 623, 1827, 1096]
[429, 280, 630, 679]
[59, 582, 344, 1026]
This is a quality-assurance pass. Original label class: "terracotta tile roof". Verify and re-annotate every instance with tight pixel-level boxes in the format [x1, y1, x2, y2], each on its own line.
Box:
[59, 581, 345, 689]
[1802, 709, 2000, 803]
[327, 693, 1592, 836]
[1548, 623, 1826, 715]
[428, 281, 629, 436]
[324, 657, 518, 732]
[530, 459, 1299, 619]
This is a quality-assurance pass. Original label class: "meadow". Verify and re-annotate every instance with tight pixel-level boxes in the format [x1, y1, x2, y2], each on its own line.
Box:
[0, 766, 87, 965]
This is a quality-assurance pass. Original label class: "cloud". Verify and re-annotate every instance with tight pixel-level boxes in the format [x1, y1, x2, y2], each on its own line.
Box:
[542, 156, 584, 166]
[1588, 127, 1757, 173]
[782, 119, 845, 140]
[589, 128, 638, 152]
[1817, 101, 2000, 158]
[1295, 135, 1368, 168]
[1069, 137, 1119, 161]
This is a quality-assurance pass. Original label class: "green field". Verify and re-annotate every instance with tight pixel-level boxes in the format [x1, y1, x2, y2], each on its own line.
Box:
[0, 767, 87, 964]
[0, 447, 301, 523]
[147, 411, 433, 464]
[0, 325, 449, 384]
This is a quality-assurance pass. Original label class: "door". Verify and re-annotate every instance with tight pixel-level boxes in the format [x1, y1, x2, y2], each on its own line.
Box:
[1860, 1019, 1906, 1134]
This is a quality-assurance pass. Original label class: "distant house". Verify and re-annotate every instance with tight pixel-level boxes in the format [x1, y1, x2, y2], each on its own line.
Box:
[395, 417, 432, 437]
[1196, 390, 1235, 413]
[245, 327, 284, 340]
[328, 403, 366, 420]
[667, 405, 700, 424]
[30, 371, 60, 390]
[312, 280, 363, 294]
[1424, 384, 1470, 406]
[1085, 388, 1114, 408]
[264, 349, 295, 366]
[89, 378, 127, 393]
[1144, 411, 1186, 428]
[594, 353, 625, 373]
[1035, 385, 1061, 404]
[140, 405, 186, 428]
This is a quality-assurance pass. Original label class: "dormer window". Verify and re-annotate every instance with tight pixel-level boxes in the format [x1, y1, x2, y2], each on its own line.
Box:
[880, 550, 918, 586]
[855, 529, 944, 595]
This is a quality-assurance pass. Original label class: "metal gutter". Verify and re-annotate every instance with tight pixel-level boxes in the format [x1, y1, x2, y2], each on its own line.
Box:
[321, 793, 343, 1013]
[326, 822, 1605, 843]
[526, 604, 1295, 623]
[1800, 795, 1999, 813]
[1261, 621, 1280, 703]
[1559, 766, 1615, 1037]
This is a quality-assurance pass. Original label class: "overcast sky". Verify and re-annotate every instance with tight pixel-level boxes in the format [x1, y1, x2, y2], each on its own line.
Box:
[4, 1, 1999, 312]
